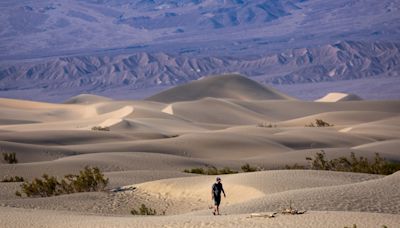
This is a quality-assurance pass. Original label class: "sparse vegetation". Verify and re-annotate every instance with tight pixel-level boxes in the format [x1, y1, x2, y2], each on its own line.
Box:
[218, 167, 239, 174]
[257, 122, 277, 128]
[281, 200, 306, 215]
[1, 176, 24, 182]
[91, 126, 110, 131]
[17, 166, 108, 197]
[285, 163, 306, 170]
[241, 163, 260, 172]
[131, 204, 157, 215]
[286, 150, 400, 175]
[2, 152, 18, 164]
[184, 164, 264, 175]
[166, 134, 179, 138]
[345, 224, 389, 228]
[184, 166, 238, 175]
[344, 225, 358, 228]
[15, 191, 22, 197]
[305, 119, 333, 127]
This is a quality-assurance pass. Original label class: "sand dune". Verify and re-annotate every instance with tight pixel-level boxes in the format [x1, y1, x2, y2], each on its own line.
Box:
[280, 111, 397, 127]
[147, 74, 294, 103]
[352, 140, 400, 159]
[1, 75, 399, 227]
[64, 94, 112, 104]
[1, 207, 399, 228]
[222, 171, 400, 215]
[316, 92, 362, 102]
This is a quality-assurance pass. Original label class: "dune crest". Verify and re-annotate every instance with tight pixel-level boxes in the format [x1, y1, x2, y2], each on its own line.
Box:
[162, 104, 174, 115]
[147, 74, 294, 103]
[316, 92, 362, 102]
[64, 94, 112, 104]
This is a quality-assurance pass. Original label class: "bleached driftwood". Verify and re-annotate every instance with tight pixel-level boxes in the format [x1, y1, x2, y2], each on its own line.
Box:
[280, 200, 307, 215]
[248, 212, 277, 218]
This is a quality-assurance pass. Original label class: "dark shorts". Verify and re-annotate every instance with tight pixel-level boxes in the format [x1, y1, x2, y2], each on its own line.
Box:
[213, 195, 221, 206]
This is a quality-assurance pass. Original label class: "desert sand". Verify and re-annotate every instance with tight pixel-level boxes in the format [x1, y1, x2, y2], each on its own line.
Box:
[1, 74, 399, 227]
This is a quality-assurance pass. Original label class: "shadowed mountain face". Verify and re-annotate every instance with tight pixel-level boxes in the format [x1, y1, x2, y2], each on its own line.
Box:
[0, 0, 399, 101]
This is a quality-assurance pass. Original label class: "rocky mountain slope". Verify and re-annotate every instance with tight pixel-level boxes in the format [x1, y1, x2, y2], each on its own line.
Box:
[0, 0, 399, 100]
[1, 41, 399, 91]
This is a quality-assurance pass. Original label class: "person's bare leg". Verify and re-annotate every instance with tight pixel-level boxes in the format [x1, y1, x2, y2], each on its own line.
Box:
[216, 205, 220, 215]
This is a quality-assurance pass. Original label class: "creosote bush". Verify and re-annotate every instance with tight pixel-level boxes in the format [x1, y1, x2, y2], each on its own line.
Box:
[305, 119, 333, 127]
[344, 225, 388, 228]
[17, 166, 108, 197]
[344, 225, 358, 228]
[241, 163, 260, 172]
[91, 126, 110, 131]
[131, 204, 157, 215]
[184, 166, 238, 175]
[257, 122, 277, 128]
[285, 163, 306, 170]
[1, 176, 24, 182]
[286, 150, 400, 175]
[2, 152, 18, 164]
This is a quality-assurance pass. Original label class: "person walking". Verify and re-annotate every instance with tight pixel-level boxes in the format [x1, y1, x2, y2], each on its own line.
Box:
[211, 177, 226, 215]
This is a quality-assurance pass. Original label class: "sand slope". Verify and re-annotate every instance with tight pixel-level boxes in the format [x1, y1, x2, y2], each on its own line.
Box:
[316, 92, 362, 102]
[147, 74, 294, 103]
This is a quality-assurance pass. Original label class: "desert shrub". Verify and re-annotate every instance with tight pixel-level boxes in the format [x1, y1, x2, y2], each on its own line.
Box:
[305, 119, 333, 127]
[2, 152, 18, 164]
[1, 176, 24, 182]
[257, 122, 277, 128]
[15, 191, 22, 197]
[91, 126, 110, 131]
[184, 166, 238, 175]
[131, 204, 157, 215]
[300, 150, 400, 175]
[284, 163, 306, 170]
[344, 225, 357, 228]
[241, 163, 260, 172]
[184, 168, 206, 174]
[205, 166, 219, 175]
[165, 134, 179, 138]
[344, 225, 388, 228]
[218, 167, 239, 174]
[69, 166, 109, 192]
[18, 166, 108, 197]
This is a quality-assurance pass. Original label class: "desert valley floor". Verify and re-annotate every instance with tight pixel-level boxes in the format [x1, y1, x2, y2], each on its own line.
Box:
[1, 75, 400, 227]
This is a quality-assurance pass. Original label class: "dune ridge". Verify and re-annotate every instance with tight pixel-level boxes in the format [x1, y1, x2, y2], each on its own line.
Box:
[147, 74, 294, 103]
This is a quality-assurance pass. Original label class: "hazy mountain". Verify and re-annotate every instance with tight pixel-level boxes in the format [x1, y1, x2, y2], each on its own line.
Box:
[0, 0, 399, 101]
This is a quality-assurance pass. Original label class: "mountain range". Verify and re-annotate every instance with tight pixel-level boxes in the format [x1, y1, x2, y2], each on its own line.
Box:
[0, 0, 399, 101]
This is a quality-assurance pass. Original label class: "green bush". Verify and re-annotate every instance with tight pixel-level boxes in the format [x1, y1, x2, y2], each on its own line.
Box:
[241, 163, 260, 172]
[1, 176, 24, 182]
[257, 122, 277, 128]
[305, 119, 333, 127]
[15, 191, 22, 197]
[344, 225, 388, 228]
[184, 166, 238, 175]
[344, 225, 357, 228]
[289, 150, 400, 175]
[91, 126, 110, 131]
[2, 152, 18, 164]
[184, 167, 206, 174]
[131, 204, 157, 215]
[218, 167, 239, 174]
[18, 166, 109, 197]
[285, 163, 306, 170]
